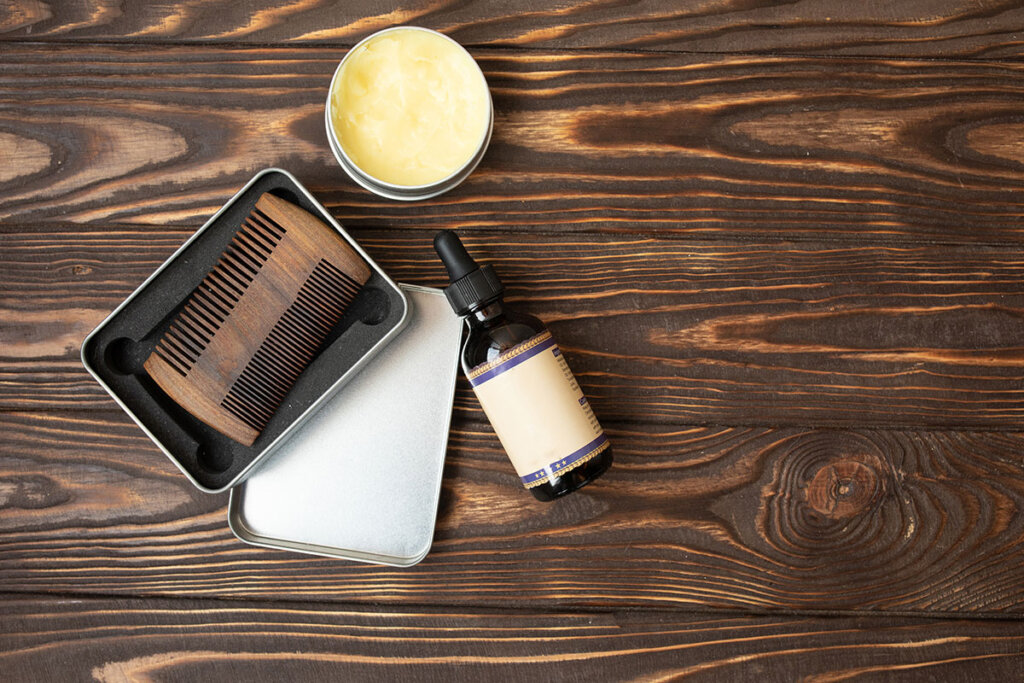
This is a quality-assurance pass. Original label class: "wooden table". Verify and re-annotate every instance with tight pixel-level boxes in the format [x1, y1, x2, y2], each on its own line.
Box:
[3, 2, 1024, 679]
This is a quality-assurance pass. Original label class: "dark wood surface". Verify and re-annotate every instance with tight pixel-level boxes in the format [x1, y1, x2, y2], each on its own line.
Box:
[3, 595, 1024, 682]
[5, 44, 1024, 244]
[5, 0, 1024, 59]
[3, 1, 1024, 680]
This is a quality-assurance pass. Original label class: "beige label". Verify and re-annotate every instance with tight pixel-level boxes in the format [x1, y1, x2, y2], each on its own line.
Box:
[469, 330, 608, 488]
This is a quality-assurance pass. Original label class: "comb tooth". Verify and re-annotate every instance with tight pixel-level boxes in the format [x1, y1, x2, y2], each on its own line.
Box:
[251, 208, 286, 240]
[153, 345, 189, 376]
[214, 257, 250, 291]
[243, 362, 290, 404]
[282, 309, 327, 350]
[199, 281, 235, 312]
[176, 308, 211, 342]
[300, 274, 345, 313]
[240, 218, 279, 250]
[206, 268, 242, 301]
[162, 340, 198, 374]
[250, 344, 301, 389]
[263, 335, 307, 376]
[226, 239, 264, 270]
[287, 303, 332, 339]
[241, 219, 278, 253]
[168, 324, 204, 357]
[235, 228, 273, 259]
[192, 290, 228, 323]
[319, 272, 360, 299]
[269, 331, 310, 370]
[222, 395, 264, 431]
[272, 329, 318, 367]
[318, 259, 358, 286]
[220, 252, 255, 285]
[283, 300, 327, 337]
[182, 303, 217, 338]
[241, 348, 292, 394]
[163, 327, 199, 358]
[225, 388, 272, 427]
[307, 268, 360, 305]
[156, 337, 194, 372]
[230, 402, 266, 432]
[172, 313, 209, 345]
[285, 304, 329, 345]
[232, 376, 276, 417]
[245, 346, 295, 390]
[231, 370, 277, 412]
[226, 243, 262, 273]
[269, 317, 318, 360]
[318, 260, 362, 294]
[241, 381, 287, 419]
[241, 377, 283, 420]
[291, 289, 337, 328]
[302, 290, 344, 325]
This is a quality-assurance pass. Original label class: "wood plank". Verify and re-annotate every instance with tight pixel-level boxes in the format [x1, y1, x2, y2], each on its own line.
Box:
[3, 409, 1024, 615]
[4, 45, 1024, 243]
[6, 227, 1024, 429]
[4, 0, 1024, 60]
[2, 595, 1024, 682]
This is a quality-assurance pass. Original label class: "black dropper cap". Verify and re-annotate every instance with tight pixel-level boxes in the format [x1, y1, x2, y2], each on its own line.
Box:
[434, 230, 504, 316]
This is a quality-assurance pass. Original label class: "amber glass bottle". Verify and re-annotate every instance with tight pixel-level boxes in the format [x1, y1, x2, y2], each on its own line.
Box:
[434, 230, 612, 501]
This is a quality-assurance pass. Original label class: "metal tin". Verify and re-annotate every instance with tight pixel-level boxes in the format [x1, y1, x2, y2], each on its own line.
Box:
[325, 26, 494, 201]
[80, 168, 409, 493]
[228, 285, 464, 566]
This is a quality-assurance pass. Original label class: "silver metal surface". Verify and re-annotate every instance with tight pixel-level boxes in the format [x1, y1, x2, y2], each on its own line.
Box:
[228, 285, 464, 566]
[325, 26, 494, 201]
[80, 168, 409, 493]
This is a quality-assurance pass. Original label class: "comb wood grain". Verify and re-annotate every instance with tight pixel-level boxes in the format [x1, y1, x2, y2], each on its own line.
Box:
[143, 193, 371, 447]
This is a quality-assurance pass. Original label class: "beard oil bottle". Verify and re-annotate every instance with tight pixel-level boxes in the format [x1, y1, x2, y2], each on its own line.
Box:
[434, 230, 612, 501]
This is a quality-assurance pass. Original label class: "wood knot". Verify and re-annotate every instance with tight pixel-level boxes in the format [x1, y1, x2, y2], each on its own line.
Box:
[757, 433, 901, 572]
[805, 459, 882, 519]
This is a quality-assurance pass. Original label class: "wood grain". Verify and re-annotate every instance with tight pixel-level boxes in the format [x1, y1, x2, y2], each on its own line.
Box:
[2, 595, 1024, 682]
[3, 408, 1024, 615]
[5, 45, 1024, 243]
[7, 226, 1024, 429]
[4, 0, 1024, 60]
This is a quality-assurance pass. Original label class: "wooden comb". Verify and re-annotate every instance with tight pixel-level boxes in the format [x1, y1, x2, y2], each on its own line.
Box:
[143, 192, 371, 446]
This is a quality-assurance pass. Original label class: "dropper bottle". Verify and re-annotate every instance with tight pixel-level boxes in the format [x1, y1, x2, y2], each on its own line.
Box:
[434, 230, 612, 501]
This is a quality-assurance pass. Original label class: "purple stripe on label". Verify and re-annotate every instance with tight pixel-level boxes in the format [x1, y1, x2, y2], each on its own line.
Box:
[469, 336, 558, 387]
[520, 434, 609, 486]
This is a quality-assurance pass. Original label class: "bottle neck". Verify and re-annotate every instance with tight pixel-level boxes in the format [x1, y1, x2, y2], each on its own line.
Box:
[467, 299, 505, 325]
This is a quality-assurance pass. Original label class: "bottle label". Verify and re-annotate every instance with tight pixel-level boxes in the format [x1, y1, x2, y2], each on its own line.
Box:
[468, 330, 609, 489]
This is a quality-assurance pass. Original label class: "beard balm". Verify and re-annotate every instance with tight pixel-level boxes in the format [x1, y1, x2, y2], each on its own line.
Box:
[326, 27, 493, 200]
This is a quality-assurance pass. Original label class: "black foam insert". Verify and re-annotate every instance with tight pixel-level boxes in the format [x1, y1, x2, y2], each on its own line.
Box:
[82, 170, 407, 491]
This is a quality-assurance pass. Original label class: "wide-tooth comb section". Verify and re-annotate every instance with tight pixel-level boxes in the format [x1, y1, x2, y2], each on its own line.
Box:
[221, 259, 359, 433]
[153, 214, 285, 377]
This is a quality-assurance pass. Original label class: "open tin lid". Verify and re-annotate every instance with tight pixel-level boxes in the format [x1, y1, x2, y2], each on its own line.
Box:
[228, 285, 464, 566]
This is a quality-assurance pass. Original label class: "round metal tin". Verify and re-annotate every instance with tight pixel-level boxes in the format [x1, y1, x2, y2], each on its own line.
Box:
[324, 26, 494, 201]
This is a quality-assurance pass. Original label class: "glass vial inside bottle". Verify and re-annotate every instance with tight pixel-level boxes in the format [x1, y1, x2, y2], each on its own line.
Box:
[434, 230, 612, 501]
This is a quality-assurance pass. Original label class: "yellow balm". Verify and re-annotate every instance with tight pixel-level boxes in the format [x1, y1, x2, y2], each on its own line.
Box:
[330, 28, 490, 187]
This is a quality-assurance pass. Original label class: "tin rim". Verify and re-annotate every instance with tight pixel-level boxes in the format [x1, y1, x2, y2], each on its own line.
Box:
[325, 26, 493, 201]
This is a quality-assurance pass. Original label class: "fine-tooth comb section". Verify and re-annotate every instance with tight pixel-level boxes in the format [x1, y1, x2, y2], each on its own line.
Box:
[221, 260, 361, 433]
[143, 192, 372, 447]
